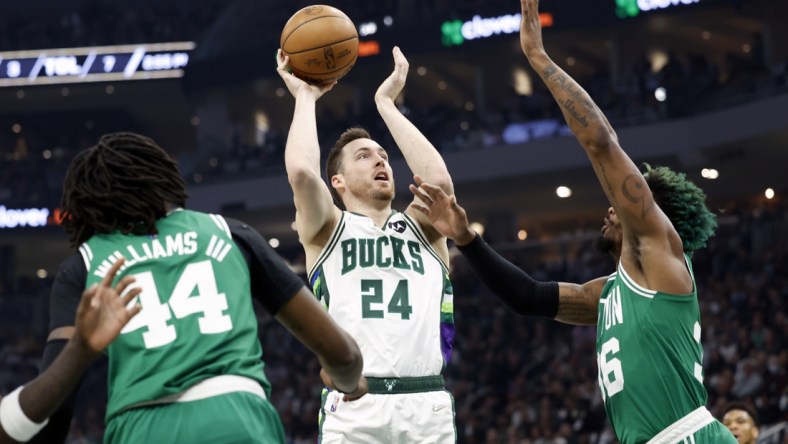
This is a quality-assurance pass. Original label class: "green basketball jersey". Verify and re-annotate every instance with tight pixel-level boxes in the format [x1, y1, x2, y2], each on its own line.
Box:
[596, 256, 707, 443]
[79, 209, 270, 421]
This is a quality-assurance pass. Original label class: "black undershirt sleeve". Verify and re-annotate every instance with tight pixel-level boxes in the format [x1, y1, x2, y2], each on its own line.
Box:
[226, 218, 305, 315]
[30, 254, 88, 444]
[48, 253, 87, 330]
[457, 234, 560, 319]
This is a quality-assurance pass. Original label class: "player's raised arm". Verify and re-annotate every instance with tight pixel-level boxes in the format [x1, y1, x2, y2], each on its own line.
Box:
[1, 259, 140, 444]
[519, 0, 676, 244]
[375, 48, 454, 243]
[409, 176, 603, 325]
[277, 51, 341, 247]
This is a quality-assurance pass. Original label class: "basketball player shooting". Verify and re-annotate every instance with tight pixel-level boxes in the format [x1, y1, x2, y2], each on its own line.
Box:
[277, 46, 458, 442]
[407, 0, 737, 442]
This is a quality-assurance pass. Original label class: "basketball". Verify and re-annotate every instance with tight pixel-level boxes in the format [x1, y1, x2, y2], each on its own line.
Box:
[280, 5, 359, 85]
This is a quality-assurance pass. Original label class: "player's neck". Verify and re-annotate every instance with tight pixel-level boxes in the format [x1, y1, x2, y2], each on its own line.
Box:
[344, 200, 393, 228]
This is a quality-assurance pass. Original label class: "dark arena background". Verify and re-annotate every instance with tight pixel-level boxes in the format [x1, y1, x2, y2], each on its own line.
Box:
[0, 0, 786, 442]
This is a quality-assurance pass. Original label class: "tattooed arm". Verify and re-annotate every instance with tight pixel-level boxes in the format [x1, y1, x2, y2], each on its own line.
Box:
[518, 0, 689, 292]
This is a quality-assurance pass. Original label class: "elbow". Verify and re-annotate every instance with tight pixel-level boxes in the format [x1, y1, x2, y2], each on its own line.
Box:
[287, 167, 320, 188]
[581, 131, 617, 156]
[428, 171, 454, 194]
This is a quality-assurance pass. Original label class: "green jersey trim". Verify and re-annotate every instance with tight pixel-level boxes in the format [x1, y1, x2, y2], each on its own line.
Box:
[308, 212, 346, 281]
[401, 213, 449, 275]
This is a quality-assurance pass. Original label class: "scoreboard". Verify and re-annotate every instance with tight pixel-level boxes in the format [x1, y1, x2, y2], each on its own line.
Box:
[0, 41, 195, 87]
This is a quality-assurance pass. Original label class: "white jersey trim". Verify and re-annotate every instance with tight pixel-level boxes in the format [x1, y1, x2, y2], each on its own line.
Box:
[78, 244, 93, 270]
[617, 262, 656, 299]
[209, 214, 232, 238]
[123, 375, 266, 410]
[308, 212, 346, 281]
[646, 406, 715, 444]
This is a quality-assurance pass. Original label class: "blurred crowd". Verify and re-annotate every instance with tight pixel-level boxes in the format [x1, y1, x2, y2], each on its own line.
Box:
[1, 200, 785, 443]
[0, 1, 225, 51]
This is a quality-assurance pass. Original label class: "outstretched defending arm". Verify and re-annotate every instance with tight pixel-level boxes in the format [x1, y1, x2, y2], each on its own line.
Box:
[1, 259, 140, 444]
[519, 0, 676, 242]
[410, 177, 604, 325]
[519, 0, 689, 293]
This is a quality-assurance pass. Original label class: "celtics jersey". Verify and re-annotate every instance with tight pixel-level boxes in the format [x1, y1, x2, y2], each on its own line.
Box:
[309, 210, 454, 377]
[596, 256, 707, 443]
[79, 209, 270, 421]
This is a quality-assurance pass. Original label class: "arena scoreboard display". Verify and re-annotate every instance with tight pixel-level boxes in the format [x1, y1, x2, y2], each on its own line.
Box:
[0, 41, 195, 87]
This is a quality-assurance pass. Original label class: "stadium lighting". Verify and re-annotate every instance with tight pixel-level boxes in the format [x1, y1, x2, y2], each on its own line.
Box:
[556, 186, 572, 198]
[655, 87, 667, 102]
[765, 188, 775, 200]
[701, 168, 719, 179]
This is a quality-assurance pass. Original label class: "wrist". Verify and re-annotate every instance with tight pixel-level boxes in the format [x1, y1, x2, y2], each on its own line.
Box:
[66, 337, 100, 363]
[454, 229, 477, 247]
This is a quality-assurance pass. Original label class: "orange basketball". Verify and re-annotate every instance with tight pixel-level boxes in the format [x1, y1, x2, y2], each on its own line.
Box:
[280, 5, 359, 85]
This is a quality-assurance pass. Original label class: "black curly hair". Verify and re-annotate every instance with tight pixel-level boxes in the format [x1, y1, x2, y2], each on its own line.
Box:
[61, 132, 189, 248]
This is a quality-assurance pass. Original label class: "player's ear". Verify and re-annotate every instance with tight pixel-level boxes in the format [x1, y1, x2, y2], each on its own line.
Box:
[331, 174, 344, 190]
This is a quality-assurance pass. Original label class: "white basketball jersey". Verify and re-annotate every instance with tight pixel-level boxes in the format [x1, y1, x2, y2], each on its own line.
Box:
[309, 210, 455, 377]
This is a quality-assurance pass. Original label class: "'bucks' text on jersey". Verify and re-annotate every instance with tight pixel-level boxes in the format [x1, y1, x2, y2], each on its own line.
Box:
[309, 211, 454, 377]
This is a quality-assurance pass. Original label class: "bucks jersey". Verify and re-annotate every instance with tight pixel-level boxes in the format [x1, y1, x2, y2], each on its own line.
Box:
[79, 209, 270, 421]
[309, 211, 454, 377]
[596, 256, 707, 443]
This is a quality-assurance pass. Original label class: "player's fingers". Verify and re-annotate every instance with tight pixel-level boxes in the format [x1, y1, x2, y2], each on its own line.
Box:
[418, 181, 447, 202]
[121, 287, 143, 306]
[101, 257, 126, 288]
[89, 291, 101, 308]
[409, 203, 431, 217]
[408, 185, 431, 205]
[126, 304, 143, 321]
[114, 276, 136, 295]
[409, 184, 434, 205]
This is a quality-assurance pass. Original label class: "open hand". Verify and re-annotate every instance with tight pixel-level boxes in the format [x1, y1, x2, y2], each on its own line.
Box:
[374, 46, 409, 104]
[409, 175, 476, 246]
[520, 0, 546, 57]
[320, 368, 369, 402]
[73, 257, 142, 356]
[275, 49, 336, 100]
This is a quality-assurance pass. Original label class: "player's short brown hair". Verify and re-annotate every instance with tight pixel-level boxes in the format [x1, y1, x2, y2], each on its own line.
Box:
[326, 127, 372, 209]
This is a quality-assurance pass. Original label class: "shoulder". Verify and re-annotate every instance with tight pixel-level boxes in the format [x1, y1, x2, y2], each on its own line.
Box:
[58, 252, 88, 282]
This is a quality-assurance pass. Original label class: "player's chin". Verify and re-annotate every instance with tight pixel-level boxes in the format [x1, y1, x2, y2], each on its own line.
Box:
[372, 188, 394, 201]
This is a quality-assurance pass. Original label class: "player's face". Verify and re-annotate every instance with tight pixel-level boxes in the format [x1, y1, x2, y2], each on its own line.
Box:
[596, 206, 623, 255]
[339, 138, 395, 202]
[723, 410, 759, 444]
